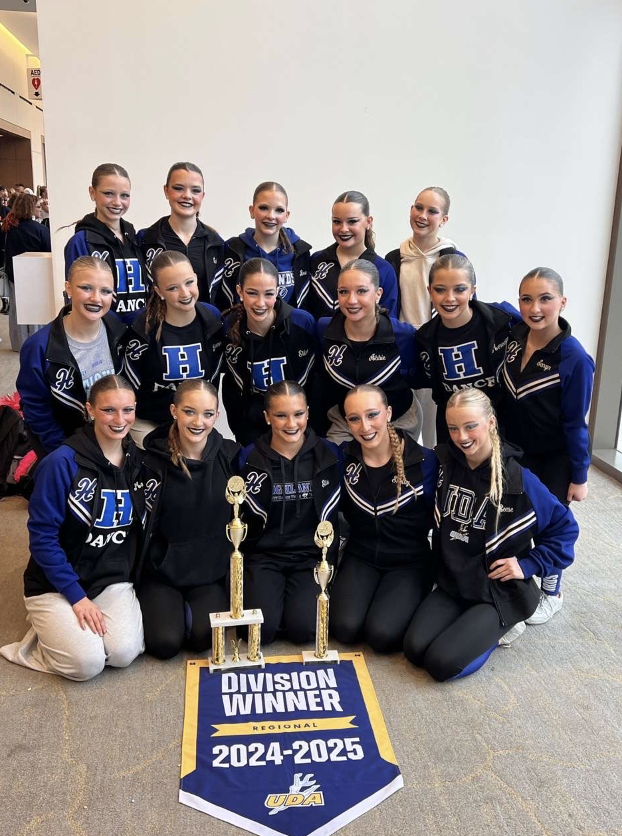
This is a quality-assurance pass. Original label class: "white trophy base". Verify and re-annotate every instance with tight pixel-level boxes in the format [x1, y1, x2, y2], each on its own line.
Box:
[209, 652, 265, 673]
[209, 608, 264, 628]
[302, 649, 340, 665]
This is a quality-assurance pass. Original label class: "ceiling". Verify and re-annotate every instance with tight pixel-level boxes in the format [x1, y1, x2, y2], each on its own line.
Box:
[0, 7, 38, 56]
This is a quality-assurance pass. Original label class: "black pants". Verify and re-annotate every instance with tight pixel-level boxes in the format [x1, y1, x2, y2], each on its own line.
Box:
[330, 555, 432, 653]
[244, 557, 319, 645]
[520, 451, 571, 506]
[138, 577, 228, 659]
[403, 587, 511, 681]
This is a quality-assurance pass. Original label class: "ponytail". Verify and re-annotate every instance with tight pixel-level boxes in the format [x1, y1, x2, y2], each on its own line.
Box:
[387, 423, 413, 513]
[278, 227, 293, 254]
[224, 302, 245, 346]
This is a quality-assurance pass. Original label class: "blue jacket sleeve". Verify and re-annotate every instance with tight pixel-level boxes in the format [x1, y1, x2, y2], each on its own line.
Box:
[64, 231, 89, 278]
[27, 448, 87, 604]
[393, 318, 417, 381]
[375, 256, 398, 318]
[517, 469, 578, 580]
[559, 339, 595, 484]
[17, 330, 67, 453]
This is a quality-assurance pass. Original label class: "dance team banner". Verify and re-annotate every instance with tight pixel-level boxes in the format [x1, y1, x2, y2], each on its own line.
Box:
[180, 653, 403, 836]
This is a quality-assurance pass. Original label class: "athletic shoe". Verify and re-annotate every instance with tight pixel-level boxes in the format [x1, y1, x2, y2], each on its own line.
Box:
[499, 621, 526, 647]
[526, 591, 564, 625]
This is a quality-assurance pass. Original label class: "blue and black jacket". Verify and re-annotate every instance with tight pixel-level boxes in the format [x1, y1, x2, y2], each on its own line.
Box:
[238, 429, 341, 562]
[340, 431, 438, 569]
[222, 299, 316, 445]
[306, 244, 398, 320]
[500, 319, 594, 485]
[123, 302, 224, 425]
[17, 306, 126, 456]
[64, 213, 149, 324]
[23, 426, 144, 603]
[434, 441, 578, 626]
[137, 217, 226, 309]
[222, 227, 312, 309]
[317, 311, 416, 420]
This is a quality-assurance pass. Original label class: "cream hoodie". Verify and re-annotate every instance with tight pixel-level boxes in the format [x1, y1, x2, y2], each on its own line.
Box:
[398, 236, 457, 327]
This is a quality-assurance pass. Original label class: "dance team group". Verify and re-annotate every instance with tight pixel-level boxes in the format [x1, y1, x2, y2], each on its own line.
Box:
[0, 162, 593, 683]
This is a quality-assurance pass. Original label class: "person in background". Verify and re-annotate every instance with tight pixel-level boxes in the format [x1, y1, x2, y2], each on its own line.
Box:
[2, 192, 50, 351]
[0, 375, 145, 681]
[138, 162, 226, 309]
[64, 163, 148, 324]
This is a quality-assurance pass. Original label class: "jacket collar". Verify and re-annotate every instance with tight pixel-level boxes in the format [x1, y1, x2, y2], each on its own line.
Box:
[323, 310, 395, 344]
[47, 306, 125, 366]
[510, 316, 571, 354]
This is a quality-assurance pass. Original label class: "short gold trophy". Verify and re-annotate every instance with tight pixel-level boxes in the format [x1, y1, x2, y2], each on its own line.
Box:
[209, 476, 265, 672]
[302, 521, 340, 665]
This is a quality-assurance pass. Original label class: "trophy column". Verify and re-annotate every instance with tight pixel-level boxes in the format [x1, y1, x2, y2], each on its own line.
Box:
[302, 521, 340, 665]
[209, 476, 265, 672]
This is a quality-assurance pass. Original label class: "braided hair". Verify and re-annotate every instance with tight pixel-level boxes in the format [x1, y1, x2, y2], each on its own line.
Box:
[224, 257, 279, 346]
[169, 379, 219, 479]
[145, 250, 194, 340]
[344, 384, 412, 513]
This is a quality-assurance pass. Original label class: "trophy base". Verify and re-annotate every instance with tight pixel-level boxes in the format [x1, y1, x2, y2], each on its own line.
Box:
[209, 609, 264, 628]
[302, 649, 340, 665]
[209, 652, 265, 673]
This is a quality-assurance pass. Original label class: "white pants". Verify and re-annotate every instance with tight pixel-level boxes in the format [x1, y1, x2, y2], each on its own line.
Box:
[0, 583, 144, 681]
[326, 395, 423, 446]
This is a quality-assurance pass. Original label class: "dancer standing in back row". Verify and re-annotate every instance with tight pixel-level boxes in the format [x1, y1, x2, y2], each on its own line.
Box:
[500, 267, 594, 624]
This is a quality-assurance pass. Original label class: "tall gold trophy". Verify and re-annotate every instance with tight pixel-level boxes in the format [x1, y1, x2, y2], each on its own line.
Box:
[302, 521, 340, 665]
[209, 476, 265, 672]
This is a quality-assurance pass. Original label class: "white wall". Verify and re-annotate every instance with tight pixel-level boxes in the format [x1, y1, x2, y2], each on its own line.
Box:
[0, 23, 45, 187]
[36, 0, 622, 357]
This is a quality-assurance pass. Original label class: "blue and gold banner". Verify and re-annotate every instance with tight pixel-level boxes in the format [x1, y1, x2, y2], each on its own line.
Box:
[180, 653, 402, 836]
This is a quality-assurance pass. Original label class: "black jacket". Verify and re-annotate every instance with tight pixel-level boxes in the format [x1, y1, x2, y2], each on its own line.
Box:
[138, 217, 227, 309]
[139, 425, 240, 587]
[4, 219, 51, 282]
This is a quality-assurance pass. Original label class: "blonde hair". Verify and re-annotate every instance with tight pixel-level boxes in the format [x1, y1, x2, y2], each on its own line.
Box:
[446, 388, 504, 518]
[67, 255, 114, 284]
[344, 384, 412, 513]
[146, 250, 193, 341]
[169, 380, 218, 479]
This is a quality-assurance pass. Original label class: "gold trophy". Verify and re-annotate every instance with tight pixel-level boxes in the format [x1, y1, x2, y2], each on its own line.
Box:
[209, 476, 265, 672]
[302, 521, 339, 665]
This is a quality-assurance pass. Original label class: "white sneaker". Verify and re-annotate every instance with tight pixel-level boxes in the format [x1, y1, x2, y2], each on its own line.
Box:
[499, 621, 526, 647]
[526, 591, 563, 625]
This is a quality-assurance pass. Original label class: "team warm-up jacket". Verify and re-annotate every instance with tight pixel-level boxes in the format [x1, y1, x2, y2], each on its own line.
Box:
[17, 306, 126, 455]
[139, 425, 240, 587]
[306, 244, 398, 319]
[317, 311, 416, 420]
[123, 302, 224, 425]
[238, 429, 341, 562]
[500, 319, 595, 485]
[64, 213, 149, 324]
[222, 299, 316, 443]
[434, 441, 578, 626]
[340, 431, 438, 568]
[222, 228, 312, 309]
[23, 426, 144, 604]
[414, 300, 519, 408]
[137, 217, 226, 309]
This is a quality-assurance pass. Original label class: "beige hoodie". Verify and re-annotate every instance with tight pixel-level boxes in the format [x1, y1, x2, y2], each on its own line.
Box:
[398, 236, 457, 327]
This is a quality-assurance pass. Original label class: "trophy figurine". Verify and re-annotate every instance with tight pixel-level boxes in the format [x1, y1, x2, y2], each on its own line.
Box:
[209, 476, 265, 672]
[302, 521, 340, 665]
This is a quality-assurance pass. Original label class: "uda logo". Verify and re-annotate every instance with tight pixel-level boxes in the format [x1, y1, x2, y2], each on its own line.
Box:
[265, 773, 324, 815]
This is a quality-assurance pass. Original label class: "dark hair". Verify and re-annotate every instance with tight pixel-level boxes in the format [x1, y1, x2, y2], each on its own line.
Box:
[225, 257, 279, 346]
[429, 253, 476, 286]
[264, 380, 307, 412]
[91, 163, 130, 188]
[169, 380, 219, 478]
[344, 384, 411, 512]
[145, 251, 195, 340]
[166, 161, 204, 186]
[520, 266, 564, 295]
[333, 190, 375, 250]
[417, 186, 451, 214]
[14, 183, 25, 189]
[252, 181, 292, 254]
[88, 374, 135, 406]
[67, 255, 114, 284]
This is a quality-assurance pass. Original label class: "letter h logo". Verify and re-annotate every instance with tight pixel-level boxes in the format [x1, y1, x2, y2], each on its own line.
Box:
[95, 489, 134, 528]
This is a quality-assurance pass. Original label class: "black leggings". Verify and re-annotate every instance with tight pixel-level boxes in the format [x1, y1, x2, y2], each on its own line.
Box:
[138, 578, 228, 659]
[244, 557, 319, 645]
[520, 451, 571, 506]
[330, 555, 432, 653]
[403, 587, 511, 681]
